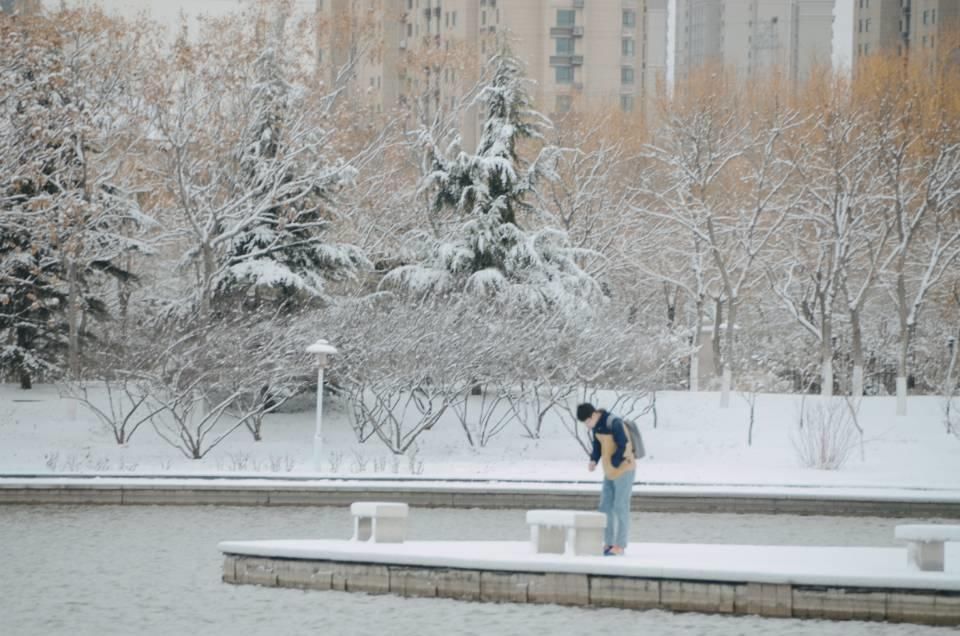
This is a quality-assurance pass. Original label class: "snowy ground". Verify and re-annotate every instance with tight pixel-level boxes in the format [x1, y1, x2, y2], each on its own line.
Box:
[2, 385, 958, 492]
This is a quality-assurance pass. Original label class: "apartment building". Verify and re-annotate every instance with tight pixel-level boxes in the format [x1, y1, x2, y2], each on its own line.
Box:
[654, 0, 833, 88]
[0, 0, 40, 14]
[834, 0, 959, 70]
[318, 0, 957, 142]
[908, 0, 959, 54]
[317, 0, 652, 147]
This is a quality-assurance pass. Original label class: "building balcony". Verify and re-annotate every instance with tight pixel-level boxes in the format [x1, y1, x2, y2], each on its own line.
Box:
[573, 0, 584, 7]
[572, 26, 584, 36]
[550, 26, 573, 37]
[550, 55, 583, 66]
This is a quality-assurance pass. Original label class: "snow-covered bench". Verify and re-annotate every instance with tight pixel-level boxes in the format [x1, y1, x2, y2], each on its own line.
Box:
[895, 524, 960, 572]
[526, 510, 607, 556]
[350, 502, 409, 543]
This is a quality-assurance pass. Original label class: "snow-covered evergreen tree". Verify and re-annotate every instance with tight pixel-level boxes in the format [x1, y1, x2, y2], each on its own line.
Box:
[215, 8, 368, 310]
[150, 5, 369, 321]
[0, 19, 68, 388]
[0, 11, 149, 387]
[384, 50, 599, 311]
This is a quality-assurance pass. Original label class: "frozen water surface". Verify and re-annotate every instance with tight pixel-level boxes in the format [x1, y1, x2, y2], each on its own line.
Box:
[0, 505, 955, 636]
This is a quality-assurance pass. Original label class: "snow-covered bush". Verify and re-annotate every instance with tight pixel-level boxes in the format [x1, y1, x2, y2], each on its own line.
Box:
[61, 379, 164, 446]
[791, 398, 859, 469]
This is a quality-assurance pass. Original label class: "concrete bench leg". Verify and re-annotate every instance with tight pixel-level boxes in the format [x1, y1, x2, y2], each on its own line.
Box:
[372, 516, 406, 543]
[534, 526, 566, 554]
[573, 527, 603, 556]
[907, 541, 945, 571]
[354, 516, 373, 541]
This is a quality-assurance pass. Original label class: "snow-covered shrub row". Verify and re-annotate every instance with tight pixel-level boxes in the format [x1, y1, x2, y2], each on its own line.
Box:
[315, 295, 687, 453]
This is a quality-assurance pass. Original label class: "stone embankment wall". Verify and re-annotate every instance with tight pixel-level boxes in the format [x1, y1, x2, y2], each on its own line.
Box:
[222, 554, 960, 626]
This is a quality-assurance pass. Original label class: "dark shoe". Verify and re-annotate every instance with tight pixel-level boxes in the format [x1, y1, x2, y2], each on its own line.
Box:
[603, 545, 614, 556]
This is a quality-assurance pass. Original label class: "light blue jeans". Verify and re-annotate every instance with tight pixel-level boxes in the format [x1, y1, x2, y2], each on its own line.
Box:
[599, 469, 635, 548]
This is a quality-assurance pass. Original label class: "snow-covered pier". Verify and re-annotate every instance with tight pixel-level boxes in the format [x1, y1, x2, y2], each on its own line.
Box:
[219, 538, 960, 626]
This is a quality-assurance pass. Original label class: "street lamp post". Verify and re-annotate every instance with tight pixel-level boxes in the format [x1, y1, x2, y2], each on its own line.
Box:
[307, 338, 338, 472]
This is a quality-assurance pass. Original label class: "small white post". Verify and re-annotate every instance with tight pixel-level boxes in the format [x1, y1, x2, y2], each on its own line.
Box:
[307, 339, 338, 472]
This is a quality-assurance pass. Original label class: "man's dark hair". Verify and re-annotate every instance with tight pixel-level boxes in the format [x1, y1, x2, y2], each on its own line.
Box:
[576, 402, 596, 422]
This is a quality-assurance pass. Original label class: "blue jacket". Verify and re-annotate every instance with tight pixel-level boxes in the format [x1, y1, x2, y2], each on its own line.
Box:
[590, 410, 628, 468]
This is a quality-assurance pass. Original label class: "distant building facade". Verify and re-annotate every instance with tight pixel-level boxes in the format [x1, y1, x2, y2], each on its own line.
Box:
[317, 0, 655, 146]
[312, 0, 957, 138]
[0, 0, 41, 15]
[834, 0, 959, 70]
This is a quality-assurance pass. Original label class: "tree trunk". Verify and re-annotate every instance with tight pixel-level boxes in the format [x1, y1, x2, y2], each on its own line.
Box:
[67, 258, 80, 380]
[896, 328, 909, 416]
[850, 306, 864, 397]
[16, 326, 32, 389]
[712, 298, 723, 376]
[689, 352, 699, 392]
[720, 301, 737, 408]
[201, 242, 216, 320]
[895, 271, 909, 416]
[821, 317, 833, 397]
[690, 308, 703, 392]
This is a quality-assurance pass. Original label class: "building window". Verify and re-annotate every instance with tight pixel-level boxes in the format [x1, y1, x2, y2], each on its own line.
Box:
[407, 23, 413, 36]
[481, 11, 486, 25]
[621, 66, 635, 84]
[623, 9, 636, 28]
[622, 38, 635, 56]
[932, 9, 936, 24]
[556, 95, 572, 113]
[452, 10, 457, 26]
[865, 18, 870, 32]
[555, 66, 573, 83]
[557, 9, 575, 27]
[620, 95, 634, 112]
[556, 37, 574, 54]
[923, 10, 928, 25]
[317, 48, 323, 63]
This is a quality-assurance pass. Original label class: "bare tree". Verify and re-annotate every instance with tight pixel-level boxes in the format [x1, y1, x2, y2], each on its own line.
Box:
[641, 70, 805, 405]
[865, 58, 960, 415]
